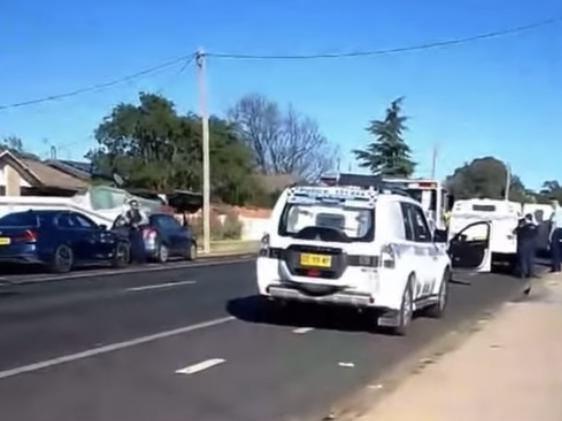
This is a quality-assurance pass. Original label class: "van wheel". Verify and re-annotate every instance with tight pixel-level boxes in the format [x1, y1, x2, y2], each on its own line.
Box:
[50, 244, 74, 273]
[392, 277, 414, 336]
[426, 270, 449, 318]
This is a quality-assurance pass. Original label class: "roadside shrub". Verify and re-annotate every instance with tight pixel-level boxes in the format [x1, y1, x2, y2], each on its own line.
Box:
[221, 212, 242, 240]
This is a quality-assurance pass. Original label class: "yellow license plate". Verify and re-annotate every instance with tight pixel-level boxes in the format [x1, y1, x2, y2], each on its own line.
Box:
[300, 253, 332, 268]
[0, 237, 11, 246]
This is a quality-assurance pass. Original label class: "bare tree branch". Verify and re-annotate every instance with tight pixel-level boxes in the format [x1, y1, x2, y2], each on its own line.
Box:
[229, 94, 337, 181]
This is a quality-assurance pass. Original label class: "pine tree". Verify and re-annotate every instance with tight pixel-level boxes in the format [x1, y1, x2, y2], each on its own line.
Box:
[354, 98, 415, 177]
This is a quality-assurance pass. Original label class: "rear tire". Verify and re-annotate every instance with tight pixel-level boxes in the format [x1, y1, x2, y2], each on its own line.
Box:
[392, 277, 414, 336]
[426, 270, 449, 318]
[186, 242, 197, 261]
[49, 244, 74, 273]
[157, 243, 169, 264]
[111, 242, 130, 268]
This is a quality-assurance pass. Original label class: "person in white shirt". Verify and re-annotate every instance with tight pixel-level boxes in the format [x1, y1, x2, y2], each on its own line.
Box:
[550, 201, 562, 272]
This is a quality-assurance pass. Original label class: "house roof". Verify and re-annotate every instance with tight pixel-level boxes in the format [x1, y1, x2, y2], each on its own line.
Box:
[20, 158, 89, 191]
[0, 151, 89, 192]
[254, 173, 299, 193]
[45, 160, 92, 181]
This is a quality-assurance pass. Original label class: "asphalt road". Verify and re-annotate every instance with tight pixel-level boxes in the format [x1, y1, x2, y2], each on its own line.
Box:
[0, 260, 531, 421]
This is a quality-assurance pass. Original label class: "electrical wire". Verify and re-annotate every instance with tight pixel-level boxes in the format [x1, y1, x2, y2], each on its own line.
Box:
[207, 15, 562, 60]
[0, 54, 196, 111]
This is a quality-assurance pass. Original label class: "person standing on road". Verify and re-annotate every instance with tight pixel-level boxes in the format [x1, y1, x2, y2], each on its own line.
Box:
[124, 200, 148, 264]
[549, 201, 562, 272]
[514, 213, 538, 295]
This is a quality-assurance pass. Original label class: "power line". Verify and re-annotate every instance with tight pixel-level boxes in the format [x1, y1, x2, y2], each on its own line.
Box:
[207, 15, 562, 60]
[0, 54, 196, 111]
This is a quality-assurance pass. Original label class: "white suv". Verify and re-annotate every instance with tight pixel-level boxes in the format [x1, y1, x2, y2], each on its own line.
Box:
[257, 183, 451, 335]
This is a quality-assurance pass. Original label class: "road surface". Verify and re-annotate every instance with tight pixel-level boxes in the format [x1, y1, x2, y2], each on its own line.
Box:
[0, 260, 528, 421]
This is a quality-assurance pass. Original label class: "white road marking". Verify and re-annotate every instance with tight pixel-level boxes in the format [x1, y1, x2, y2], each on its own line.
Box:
[175, 358, 226, 375]
[367, 384, 384, 390]
[292, 327, 314, 334]
[338, 362, 355, 368]
[126, 280, 196, 292]
[0, 316, 235, 381]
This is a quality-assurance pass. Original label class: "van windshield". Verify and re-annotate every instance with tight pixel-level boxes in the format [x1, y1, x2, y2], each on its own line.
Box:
[278, 204, 374, 242]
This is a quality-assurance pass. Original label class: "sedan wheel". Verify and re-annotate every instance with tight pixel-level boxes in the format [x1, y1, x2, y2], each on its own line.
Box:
[112, 243, 130, 268]
[50, 244, 74, 273]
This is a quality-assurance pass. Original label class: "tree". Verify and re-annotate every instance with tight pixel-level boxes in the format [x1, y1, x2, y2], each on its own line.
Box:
[446, 157, 530, 202]
[89, 92, 259, 205]
[229, 93, 337, 181]
[354, 98, 415, 177]
[538, 180, 562, 204]
[0, 136, 40, 160]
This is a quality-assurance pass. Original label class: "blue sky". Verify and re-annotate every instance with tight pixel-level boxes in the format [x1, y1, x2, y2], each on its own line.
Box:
[1, 0, 561, 189]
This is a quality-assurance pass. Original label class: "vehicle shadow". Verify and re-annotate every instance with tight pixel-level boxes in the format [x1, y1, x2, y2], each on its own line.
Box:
[226, 295, 399, 334]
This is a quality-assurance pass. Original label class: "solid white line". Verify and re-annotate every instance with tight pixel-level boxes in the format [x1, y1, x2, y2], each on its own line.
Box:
[175, 358, 226, 375]
[292, 327, 314, 334]
[126, 280, 196, 292]
[338, 362, 355, 368]
[11, 257, 254, 285]
[0, 316, 235, 381]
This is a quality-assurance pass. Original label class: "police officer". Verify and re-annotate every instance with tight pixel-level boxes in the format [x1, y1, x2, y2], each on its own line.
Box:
[514, 213, 538, 295]
[550, 201, 562, 272]
[123, 200, 148, 264]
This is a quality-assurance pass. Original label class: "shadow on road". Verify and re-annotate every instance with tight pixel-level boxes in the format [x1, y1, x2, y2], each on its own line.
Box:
[226, 295, 401, 334]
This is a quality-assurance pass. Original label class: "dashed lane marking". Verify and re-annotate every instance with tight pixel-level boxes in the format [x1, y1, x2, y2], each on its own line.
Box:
[175, 358, 226, 375]
[292, 327, 314, 334]
[0, 316, 235, 380]
[126, 280, 197, 292]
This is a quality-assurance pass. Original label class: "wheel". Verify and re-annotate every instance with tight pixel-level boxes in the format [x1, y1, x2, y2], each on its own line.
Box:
[49, 244, 74, 273]
[157, 243, 169, 264]
[426, 270, 449, 318]
[186, 241, 197, 261]
[111, 242, 130, 268]
[392, 277, 414, 336]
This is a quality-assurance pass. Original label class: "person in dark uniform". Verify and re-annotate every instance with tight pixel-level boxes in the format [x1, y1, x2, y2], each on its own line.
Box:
[124, 200, 147, 264]
[514, 213, 538, 295]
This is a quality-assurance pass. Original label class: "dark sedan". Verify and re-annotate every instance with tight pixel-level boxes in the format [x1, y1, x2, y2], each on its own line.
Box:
[0, 210, 130, 273]
[113, 212, 197, 263]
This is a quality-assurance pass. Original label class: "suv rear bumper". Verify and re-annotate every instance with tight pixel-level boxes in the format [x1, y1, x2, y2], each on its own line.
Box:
[267, 285, 373, 307]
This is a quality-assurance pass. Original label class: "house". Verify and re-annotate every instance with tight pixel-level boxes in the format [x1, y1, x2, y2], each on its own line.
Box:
[0, 151, 89, 197]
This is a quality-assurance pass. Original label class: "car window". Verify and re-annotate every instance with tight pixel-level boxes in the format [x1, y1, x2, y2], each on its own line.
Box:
[156, 215, 181, 231]
[410, 205, 432, 242]
[0, 212, 38, 227]
[400, 203, 415, 241]
[57, 213, 76, 228]
[71, 213, 97, 229]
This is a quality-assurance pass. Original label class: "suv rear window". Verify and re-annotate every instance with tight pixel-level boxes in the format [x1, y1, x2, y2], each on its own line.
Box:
[278, 204, 374, 242]
[472, 204, 496, 212]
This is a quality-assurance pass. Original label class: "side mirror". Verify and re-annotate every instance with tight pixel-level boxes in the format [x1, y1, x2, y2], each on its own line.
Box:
[99, 224, 108, 231]
[433, 229, 448, 243]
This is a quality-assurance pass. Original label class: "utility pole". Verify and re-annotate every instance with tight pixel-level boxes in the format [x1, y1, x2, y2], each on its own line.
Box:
[430, 144, 438, 180]
[196, 49, 211, 254]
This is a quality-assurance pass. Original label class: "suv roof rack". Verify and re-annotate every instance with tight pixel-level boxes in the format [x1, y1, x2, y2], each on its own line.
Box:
[320, 173, 412, 198]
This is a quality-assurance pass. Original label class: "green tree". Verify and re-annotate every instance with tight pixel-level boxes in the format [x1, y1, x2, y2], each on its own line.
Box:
[89, 92, 260, 205]
[353, 98, 415, 177]
[446, 157, 530, 201]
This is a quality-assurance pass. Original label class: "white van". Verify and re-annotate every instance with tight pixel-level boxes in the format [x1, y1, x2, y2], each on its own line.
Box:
[448, 199, 522, 272]
[256, 175, 477, 335]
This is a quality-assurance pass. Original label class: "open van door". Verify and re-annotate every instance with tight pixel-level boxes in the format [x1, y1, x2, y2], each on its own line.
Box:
[448, 221, 492, 273]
